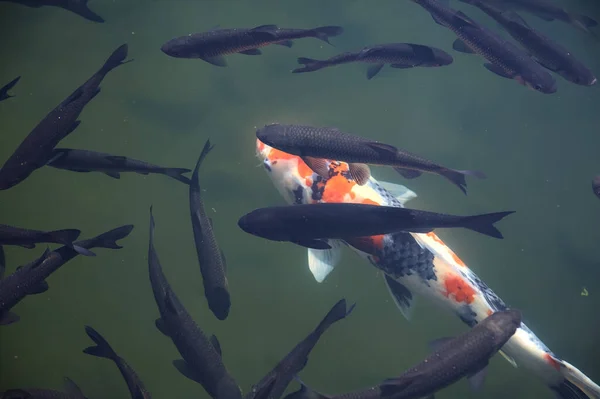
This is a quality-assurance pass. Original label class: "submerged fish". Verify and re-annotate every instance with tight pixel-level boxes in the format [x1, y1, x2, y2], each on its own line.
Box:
[410, 0, 557, 93]
[292, 43, 453, 79]
[0, 0, 104, 23]
[83, 326, 151, 399]
[592, 176, 600, 199]
[0, 225, 133, 325]
[148, 208, 242, 399]
[0, 44, 130, 191]
[189, 140, 231, 320]
[256, 138, 600, 399]
[48, 148, 192, 184]
[0, 224, 91, 255]
[0, 76, 20, 102]
[161, 24, 343, 66]
[246, 299, 354, 399]
[238, 203, 513, 249]
[256, 123, 485, 193]
[463, 0, 597, 86]
[0, 377, 87, 399]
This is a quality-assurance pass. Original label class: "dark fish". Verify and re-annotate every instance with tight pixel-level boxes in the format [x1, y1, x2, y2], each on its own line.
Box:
[148, 208, 242, 399]
[0, 225, 133, 325]
[0, 76, 20, 102]
[0, 0, 104, 23]
[0, 246, 5, 278]
[160, 24, 343, 66]
[256, 123, 485, 193]
[470, 0, 598, 36]
[83, 326, 151, 399]
[48, 148, 191, 184]
[238, 203, 514, 249]
[0, 44, 130, 191]
[463, 0, 597, 85]
[592, 176, 600, 199]
[189, 140, 231, 320]
[246, 299, 355, 399]
[293, 43, 453, 79]
[410, 0, 557, 93]
[0, 224, 91, 255]
[283, 379, 381, 399]
[379, 309, 522, 398]
[0, 377, 87, 399]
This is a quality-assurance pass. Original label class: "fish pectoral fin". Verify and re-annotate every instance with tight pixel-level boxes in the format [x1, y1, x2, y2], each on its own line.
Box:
[467, 363, 489, 391]
[291, 239, 332, 250]
[63, 377, 85, 398]
[202, 55, 228, 67]
[155, 318, 169, 336]
[103, 171, 121, 179]
[301, 156, 330, 179]
[393, 167, 423, 180]
[239, 48, 262, 55]
[0, 311, 20, 325]
[428, 336, 454, 353]
[25, 280, 49, 295]
[276, 40, 294, 47]
[384, 275, 416, 321]
[532, 57, 559, 73]
[431, 12, 446, 27]
[499, 349, 518, 368]
[173, 359, 204, 384]
[307, 240, 343, 283]
[365, 141, 398, 156]
[349, 163, 371, 185]
[210, 334, 223, 356]
[366, 63, 384, 80]
[389, 63, 416, 69]
[377, 180, 418, 205]
[452, 39, 475, 54]
[483, 63, 515, 79]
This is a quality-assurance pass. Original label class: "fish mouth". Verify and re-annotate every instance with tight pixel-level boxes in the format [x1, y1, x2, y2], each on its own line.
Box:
[590, 77, 598, 85]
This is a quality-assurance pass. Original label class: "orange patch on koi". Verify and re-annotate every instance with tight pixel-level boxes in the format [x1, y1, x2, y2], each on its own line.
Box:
[361, 198, 379, 206]
[257, 139, 266, 153]
[444, 275, 476, 304]
[426, 232, 445, 246]
[487, 309, 494, 316]
[297, 159, 313, 179]
[544, 354, 561, 371]
[450, 251, 466, 267]
[322, 174, 356, 203]
[345, 235, 384, 255]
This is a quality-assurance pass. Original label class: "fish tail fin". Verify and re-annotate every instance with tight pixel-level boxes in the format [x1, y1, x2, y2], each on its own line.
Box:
[569, 14, 598, 35]
[69, 0, 105, 23]
[312, 26, 344, 45]
[83, 325, 119, 360]
[461, 211, 515, 239]
[292, 57, 324, 73]
[100, 44, 132, 74]
[48, 228, 81, 246]
[162, 167, 192, 184]
[549, 355, 600, 399]
[315, 298, 355, 334]
[192, 139, 215, 181]
[439, 168, 486, 195]
[82, 225, 134, 250]
[206, 286, 232, 321]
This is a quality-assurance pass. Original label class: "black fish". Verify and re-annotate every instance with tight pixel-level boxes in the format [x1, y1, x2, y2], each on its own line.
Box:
[0, 224, 91, 255]
[0, 44, 130, 191]
[463, 0, 597, 85]
[293, 43, 453, 79]
[160, 24, 343, 66]
[148, 208, 242, 399]
[0, 246, 5, 278]
[592, 176, 600, 199]
[410, 0, 557, 93]
[83, 326, 151, 399]
[48, 148, 191, 184]
[256, 123, 485, 193]
[380, 309, 521, 398]
[189, 140, 231, 320]
[0, 377, 87, 399]
[0, 0, 104, 23]
[0, 225, 133, 325]
[0, 76, 20, 102]
[238, 203, 514, 249]
[283, 379, 381, 399]
[246, 299, 355, 399]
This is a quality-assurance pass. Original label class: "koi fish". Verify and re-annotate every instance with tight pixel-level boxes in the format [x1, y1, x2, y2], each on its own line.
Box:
[255, 138, 600, 399]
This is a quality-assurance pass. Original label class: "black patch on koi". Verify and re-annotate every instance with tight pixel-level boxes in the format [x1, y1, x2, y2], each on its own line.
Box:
[292, 186, 304, 204]
[311, 175, 325, 201]
[457, 305, 478, 327]
[264, 162, 272, 172]
[375, 233, 436, 282]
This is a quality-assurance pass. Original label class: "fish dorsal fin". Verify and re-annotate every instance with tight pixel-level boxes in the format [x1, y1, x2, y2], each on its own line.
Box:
[384, 275, 416, 321]
[220, 249, 227, 270]
[428, 336, 454, 352]
[164, 290, 178, 314]
[502, 10, 529, 27]
[467, 362, 489, 391]
[209, 217, 214, 228]
[307, 240, 342, 283]
[499, 349, 518, 368]
[252, 24, 278, 31]
[210, 334, 222, 356]
[155, 318, 169, 336]
[366, 141, 398, 156]
[377, 181, 417, 205]
[63, 377, 85, 399]
[455, 10, 478, 25]
[106, 155, 128, 165]
[61, 87, 83, 107]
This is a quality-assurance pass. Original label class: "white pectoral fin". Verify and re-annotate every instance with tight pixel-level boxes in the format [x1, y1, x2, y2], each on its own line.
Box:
[499, 349, 518, 368]
[383, 274, 416, 321]
[378, 180, 418, 206]
[307, 240, 343, 283]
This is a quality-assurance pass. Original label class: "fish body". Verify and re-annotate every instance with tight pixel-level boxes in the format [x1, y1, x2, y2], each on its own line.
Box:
[256, 123, 485, 194]
[0, 44, 129, 190]
[1, 377, 87, 399]
[0, 76, 20, 102]
[0, 0, 104, 22]
[410, 0, 557, 93]
[161, 25, 343, 66]
[238, 203, 513, 249]
[246, 299, 354, 399]
[83, 326, 151, 399]
[593, 176, 600, 199]
[48, 148, 191, 184]
[292, 43, 453, 79]
[0, 225, 133, 325]
[0, 224, 80, 249]
[189, 140, 231, 320]
[148, 209, 241, 399]
[256, 139, 600, 399]
[465, 0, 597, 85]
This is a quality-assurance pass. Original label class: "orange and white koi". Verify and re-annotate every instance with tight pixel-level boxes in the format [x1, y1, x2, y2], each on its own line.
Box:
[256, 138, 600, 399]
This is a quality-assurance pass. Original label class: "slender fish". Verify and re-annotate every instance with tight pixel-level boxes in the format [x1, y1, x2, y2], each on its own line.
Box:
[0, 76, 20, 102]
[0, 224, 91, 256]
[0, 0, 104, 22]
[0, 377, 87, 399]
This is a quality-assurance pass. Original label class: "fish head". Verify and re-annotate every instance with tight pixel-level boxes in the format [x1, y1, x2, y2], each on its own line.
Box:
[255, 124, 303, 155]
[160, 36, 196, 58]
[516, 68, 557, 94]
[592, 176, 600, 198]
[238, 208, 288, 241]
[430, 48, 454, 66]
[558, 64, 597, 86]
[484, 309, 522, 347]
